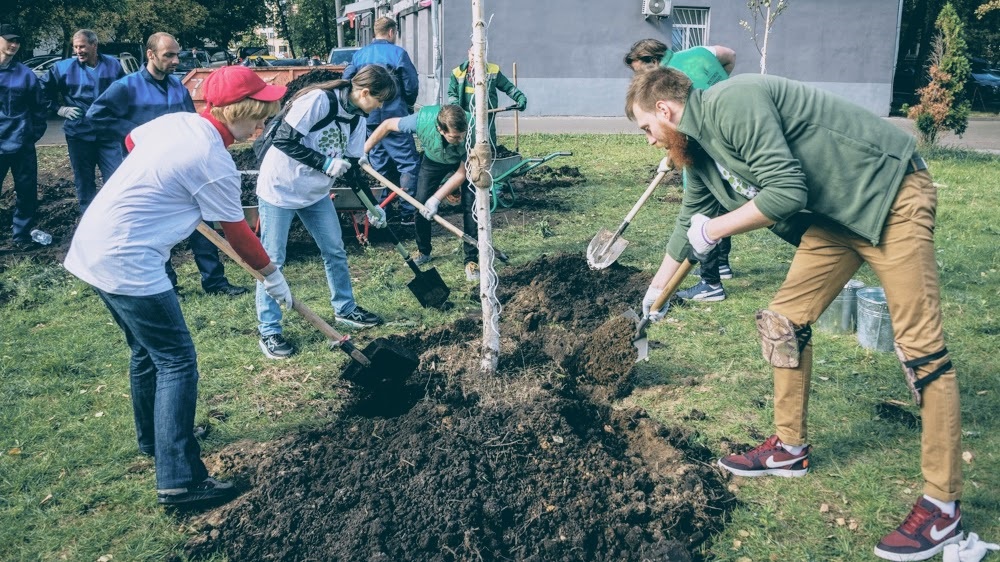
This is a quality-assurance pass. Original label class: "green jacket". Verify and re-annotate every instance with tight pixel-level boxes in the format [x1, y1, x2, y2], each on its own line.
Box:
[448, 61, 527, 143]
[662, 46, 728, 90]
[415, 105, 470, 165]
[666, 74, 918, 262]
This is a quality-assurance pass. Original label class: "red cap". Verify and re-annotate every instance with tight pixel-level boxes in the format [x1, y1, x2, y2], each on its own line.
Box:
[202, 66, 286, 108]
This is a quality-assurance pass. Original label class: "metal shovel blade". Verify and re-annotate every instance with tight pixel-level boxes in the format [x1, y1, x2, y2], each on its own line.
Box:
[623, 309, 649, 361]
[587, 228, 629, 270]
[406, 266, 451, 309]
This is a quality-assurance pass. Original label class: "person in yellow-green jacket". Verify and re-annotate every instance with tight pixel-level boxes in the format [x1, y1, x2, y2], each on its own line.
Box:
[625, 38, 738, 302]
[448, 47, 526, 146]
[363, 104, 482, 282]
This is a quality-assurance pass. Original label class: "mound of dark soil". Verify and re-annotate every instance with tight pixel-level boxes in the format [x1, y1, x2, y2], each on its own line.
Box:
[185, 254, 733, 561]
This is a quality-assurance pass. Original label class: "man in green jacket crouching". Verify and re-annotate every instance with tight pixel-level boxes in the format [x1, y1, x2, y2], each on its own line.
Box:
[365, 104, 481, 282]
[627, 66, 963, 562]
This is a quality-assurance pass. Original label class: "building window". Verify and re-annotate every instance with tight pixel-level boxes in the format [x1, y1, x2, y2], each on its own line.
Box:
[671, 7, 709, 50]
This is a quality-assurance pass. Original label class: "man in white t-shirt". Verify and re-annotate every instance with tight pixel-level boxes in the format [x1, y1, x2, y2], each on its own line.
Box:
[64, 65, 294, 506]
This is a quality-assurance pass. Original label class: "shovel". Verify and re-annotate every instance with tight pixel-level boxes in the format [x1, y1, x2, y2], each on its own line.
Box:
[346, 179, 451, 310]
[360, 162, 510, 263]
[627, 259, 695, 361]
[195, 222, 418, 383]
[587, 168, 668, 270]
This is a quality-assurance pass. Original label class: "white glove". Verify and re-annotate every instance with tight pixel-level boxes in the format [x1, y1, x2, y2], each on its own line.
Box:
[943, 533, 1000, 562]
[323, 157, 351, 179]
[366, 206, 387, 229]
[421, 196, 441, 220]
[262, 269, 294, 308]
[641, 285, 669, 323]
[657, 155, 672, 174]
[58, 106, 83, 120]
[687, 213, 718, 260]
[358, 152, 371, 168]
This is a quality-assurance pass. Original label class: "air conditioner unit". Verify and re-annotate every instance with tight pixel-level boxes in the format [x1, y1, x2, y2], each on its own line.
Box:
[642, 0, 671, 17]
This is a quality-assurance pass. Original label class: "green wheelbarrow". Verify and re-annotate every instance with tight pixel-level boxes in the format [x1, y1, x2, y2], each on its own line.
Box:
[489, 151, 573, 212]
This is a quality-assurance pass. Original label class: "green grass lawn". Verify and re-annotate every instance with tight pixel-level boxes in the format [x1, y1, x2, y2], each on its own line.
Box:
[1, 139, 998, 561]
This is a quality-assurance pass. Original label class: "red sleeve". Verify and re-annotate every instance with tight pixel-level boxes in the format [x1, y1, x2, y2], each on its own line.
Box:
[124, 134, 135, 153]
[219, 221, 271, 270]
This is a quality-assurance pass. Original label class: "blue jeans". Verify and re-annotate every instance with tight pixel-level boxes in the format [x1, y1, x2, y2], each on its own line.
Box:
[255, 197, 358, 336]
[368, 127, 420, 217]
[67, 136, 123, 212]
[0, 146, 38, 242]
[95, 288, 208, 491]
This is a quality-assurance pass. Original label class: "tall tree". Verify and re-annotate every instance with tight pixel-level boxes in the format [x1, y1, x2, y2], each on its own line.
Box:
[288, 0, 336, 59]
[109, 0, 207, 43]
[190, 0, 268, 51]
[739, 0, 791, 74]
[908, 3, 971, 143]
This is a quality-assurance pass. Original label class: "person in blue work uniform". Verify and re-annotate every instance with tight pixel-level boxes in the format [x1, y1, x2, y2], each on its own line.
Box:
[342, 16, 421, 225]
[0, 23, 49, 249]
[88, 32, 250, 298]
[41, 29, 125, 212]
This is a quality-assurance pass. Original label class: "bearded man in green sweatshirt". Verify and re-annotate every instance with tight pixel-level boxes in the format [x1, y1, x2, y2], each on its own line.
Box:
[627, 66, 963, 562]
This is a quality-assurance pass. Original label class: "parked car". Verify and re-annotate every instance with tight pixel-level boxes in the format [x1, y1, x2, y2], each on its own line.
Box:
[236, 46, 270, 63]
[174, 50, 204, 76]
[328, 46, 360, 66]
[114, 52, 141, 74]
[208, 50, 232, 68]
[970, 57, 1000, 107]
[23, 54, 61, 78]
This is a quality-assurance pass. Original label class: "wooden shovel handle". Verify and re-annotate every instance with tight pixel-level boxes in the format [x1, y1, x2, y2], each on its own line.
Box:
[361, 163, 469, 241]
[194, 223, 362, 360]
[622, 169, 667, 226]
[651, 259, 696, 313]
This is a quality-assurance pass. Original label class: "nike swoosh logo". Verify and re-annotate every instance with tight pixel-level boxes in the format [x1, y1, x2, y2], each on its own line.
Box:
[765, 455, 802, 468]
[929, 517, 960, 542]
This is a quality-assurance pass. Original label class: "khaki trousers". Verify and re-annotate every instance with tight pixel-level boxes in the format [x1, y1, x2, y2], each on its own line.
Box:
[768, 170, 961, 501]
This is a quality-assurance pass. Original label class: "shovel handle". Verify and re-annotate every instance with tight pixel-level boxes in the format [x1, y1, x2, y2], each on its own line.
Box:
[194, 223, 370, 366]
[650, 259, 696, 315]
[361, 163, 509, 263]
[621, 170, 667, 227]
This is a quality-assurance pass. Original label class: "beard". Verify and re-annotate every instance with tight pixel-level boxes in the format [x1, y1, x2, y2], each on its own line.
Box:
[663, 128, 694, 170]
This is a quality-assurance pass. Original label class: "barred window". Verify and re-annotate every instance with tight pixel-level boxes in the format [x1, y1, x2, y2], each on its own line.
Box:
[671, 7, 710, 50]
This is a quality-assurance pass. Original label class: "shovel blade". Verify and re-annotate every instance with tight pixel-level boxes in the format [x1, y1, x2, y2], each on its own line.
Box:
[406, 266, 451, 309]
[587, 228, 629, 270]
[623, 309, 649, 362]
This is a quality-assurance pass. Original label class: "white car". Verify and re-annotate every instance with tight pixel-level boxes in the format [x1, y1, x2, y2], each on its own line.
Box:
[23, 55, 61, 78]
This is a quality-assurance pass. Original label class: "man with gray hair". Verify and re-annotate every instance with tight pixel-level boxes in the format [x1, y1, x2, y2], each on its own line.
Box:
[41, 29, 126, 212]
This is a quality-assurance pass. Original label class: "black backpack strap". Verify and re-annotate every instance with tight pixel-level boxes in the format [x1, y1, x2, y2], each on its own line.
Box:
[309, 87, 359, 132]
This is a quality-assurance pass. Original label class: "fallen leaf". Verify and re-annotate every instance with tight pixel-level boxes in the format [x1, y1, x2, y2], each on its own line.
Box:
[40, 494, 52, 505]
[733, 539, 742, 549]
[976, 390, 987, 396]
[603, 425, 613, 433]
[818, 376, 829, 381]
[8, 447, 21, 456]
[738, 529, 750, 537]
[849, 519, 858, 531]
[94, 412, 105, 418]
[94, 385, 106, 393]
[820, 503, 829, 513]
[551, 435, 564, 444]
[545, 504, 556, 512]
[962, 451, 973, 463]
[836, 518, 846, 526]
[97, 555, 113, 562]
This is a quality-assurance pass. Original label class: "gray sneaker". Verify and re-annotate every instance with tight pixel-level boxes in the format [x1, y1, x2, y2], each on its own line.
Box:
[259, 334, 295, 359]
[677, 280, 726, 302]
[412, 253, 432, 266]
[337, 306, 384, 329]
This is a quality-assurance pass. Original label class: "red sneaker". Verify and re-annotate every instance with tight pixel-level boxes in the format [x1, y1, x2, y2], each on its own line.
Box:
[874, 497, 962, 561]
[717, 434, 810, 477]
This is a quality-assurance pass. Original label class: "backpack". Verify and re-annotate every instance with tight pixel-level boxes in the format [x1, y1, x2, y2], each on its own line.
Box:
[252, 87, 360, 168]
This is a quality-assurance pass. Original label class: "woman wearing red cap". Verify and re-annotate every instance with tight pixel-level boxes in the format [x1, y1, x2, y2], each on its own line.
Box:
[64, 66, 291, 506]
[254, 65, 396, 359]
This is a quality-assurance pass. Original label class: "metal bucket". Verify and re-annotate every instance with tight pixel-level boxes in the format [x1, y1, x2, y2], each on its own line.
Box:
[816, 280, 866, 333]
[856, 287, 894, 352]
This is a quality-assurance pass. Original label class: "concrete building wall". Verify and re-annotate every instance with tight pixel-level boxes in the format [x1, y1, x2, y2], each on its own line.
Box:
[361, 0, 902, 116]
